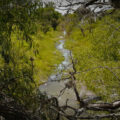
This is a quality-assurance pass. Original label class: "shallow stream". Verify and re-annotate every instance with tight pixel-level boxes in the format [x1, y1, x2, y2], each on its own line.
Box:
[39, 31, 95, 110]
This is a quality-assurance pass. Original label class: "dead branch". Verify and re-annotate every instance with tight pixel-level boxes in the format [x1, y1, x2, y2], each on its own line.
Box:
[0, 93, 35, 120]
[51, 104, 120, 120]
[69, 51, 85, 107]
[58, 0, 109, 8]
[52, 55, 120, 120]
[51, 99, 120, 120]
[87, 100, 120, 111]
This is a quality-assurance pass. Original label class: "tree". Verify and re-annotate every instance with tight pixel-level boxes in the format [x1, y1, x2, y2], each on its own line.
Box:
[36, 4, 61, 33]
[0, 0, 41, 113]
[0, 0, 63, 119]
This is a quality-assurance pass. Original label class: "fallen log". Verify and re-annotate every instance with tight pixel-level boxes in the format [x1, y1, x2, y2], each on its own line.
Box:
[87, 100, 120, 111]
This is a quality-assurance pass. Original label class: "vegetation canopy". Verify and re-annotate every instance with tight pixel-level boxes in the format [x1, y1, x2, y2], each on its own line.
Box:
[0, 0, 120, 120]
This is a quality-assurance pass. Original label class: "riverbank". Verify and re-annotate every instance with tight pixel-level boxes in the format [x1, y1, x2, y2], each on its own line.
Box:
[39, 31, 96, 111]
[64, 10, 120, 102]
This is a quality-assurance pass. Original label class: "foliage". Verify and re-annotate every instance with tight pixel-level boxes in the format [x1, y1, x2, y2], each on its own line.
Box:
[0, 28, 62, 107]
[36, 5, 61, 33]
[0, 0, 62, 109]
[64, 10, 120, 101]
[0, 0, 37, 63]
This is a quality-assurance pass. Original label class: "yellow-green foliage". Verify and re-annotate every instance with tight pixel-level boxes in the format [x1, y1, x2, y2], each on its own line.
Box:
[0, 0, 63, 111]
[31, 29, 63, 84]
[65, 10, 120, 101]
[11, 27, 63, 85]
[0, 25, 63, 106]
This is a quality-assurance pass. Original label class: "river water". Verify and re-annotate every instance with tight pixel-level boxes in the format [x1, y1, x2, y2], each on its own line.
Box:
[39, 31, 95, 110]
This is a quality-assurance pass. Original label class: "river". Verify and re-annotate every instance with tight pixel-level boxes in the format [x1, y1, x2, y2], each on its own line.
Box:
[39, 31, 95, 112]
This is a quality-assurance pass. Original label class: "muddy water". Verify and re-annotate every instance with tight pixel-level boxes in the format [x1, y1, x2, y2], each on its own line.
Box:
[39, 31, 95, 110]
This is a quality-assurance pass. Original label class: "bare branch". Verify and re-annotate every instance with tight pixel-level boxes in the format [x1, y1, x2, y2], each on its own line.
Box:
[58, 0, 109, 8]
[77, 66, 120, 81]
